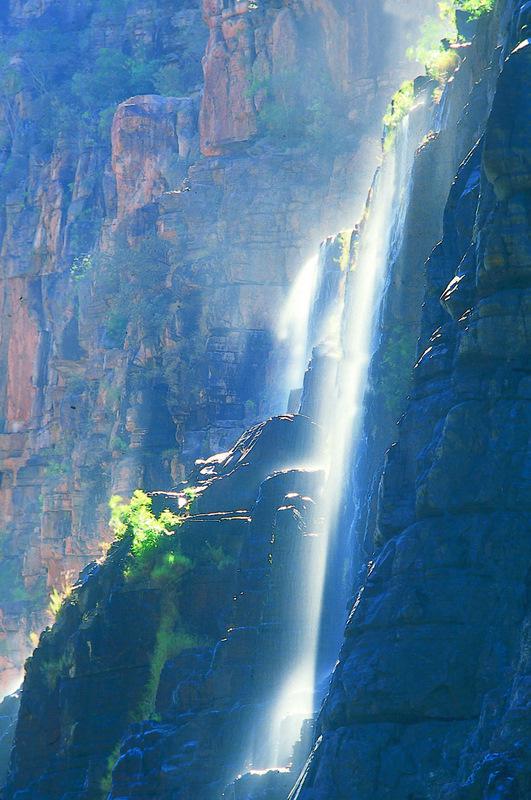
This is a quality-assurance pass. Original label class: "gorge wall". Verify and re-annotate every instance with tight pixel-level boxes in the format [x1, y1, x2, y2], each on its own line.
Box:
[294, 1, 531, 798]
[0, 0, 433, 692]
[0, 1, 530, 800]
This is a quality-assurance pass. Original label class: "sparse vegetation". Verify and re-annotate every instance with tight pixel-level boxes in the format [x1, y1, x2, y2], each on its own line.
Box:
[108, 491, 205, 723]
[109, 435, 128, 455]
[454, 0, 495, 19]
[94, 235, 172, 345]
[386, 0, 495, 141]
[47, 573, 75, 621]
[153, 62, 184, 96]
[41, 651, 71, 691]
[406, 0, 495, 86]
[204, 543, 236, 571]
[110, 491, 183, 562]
[108, 490, 198, 586]
[383, 81, 415, 151]
[133, 613, 202, 721]
[406, 13, 458, 82]
[249, 70, 353, 152]
[0, 3, 204, 167]
[70, 254, 93, 282]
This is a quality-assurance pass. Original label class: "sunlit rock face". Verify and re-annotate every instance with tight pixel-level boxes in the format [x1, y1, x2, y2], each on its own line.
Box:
[3, 415, 326, 800]
[294, 4, 531, 799]
[1, 1, 530, 799]
[198, 0, 437, 155]
[0, 0, 434, 692]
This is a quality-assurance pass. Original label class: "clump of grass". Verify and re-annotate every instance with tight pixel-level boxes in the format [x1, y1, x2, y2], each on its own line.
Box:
[133, 614, 202, 721]
[109, 489, 192, 580]
[383, 80, 415, 151]
[41, 651, 71, 691]
[204, 543, 236, 571]
[47, 571, 75, 621]
[454, 0, 495, 20]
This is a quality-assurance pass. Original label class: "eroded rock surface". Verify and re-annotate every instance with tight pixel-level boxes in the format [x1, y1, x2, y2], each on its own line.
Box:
[294, 4, 531, 799]
[0, 0, 432, 690]
[3, 415, 325, 800]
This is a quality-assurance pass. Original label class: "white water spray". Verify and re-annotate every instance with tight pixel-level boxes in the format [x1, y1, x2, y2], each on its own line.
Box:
[277, 254, 321, 400]
[259, 104, 429, 772]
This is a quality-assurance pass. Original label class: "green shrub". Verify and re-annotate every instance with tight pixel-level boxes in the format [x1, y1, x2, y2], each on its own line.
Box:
[41, 651, 71, 691]
[134, 618, 201, 721]
[383, 81, 415, 151]
[249, 70, 353, 152]
[109, 490, 191, 581]
[109, 435, 128, 454]
[204, 543, 236, 571]
[429, 48, 460, 82]
[454, 0, 495, 19]
[110, 491, 181, 552]
[406, 14, 457, 79]
[70, 254, 93, 282]
[153, 63, 184, 96]
[71, 48, 159, 111]
[108, 491, 202, 723]
[94, 235, 172, 344]
[406, 1, 494, 89]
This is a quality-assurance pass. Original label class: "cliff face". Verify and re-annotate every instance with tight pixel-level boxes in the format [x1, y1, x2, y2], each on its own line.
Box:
[3, 1, 530, 800]
[5, 414, 325, 800]
[0, 0, 432, 693]
[294, 2, 531, 798]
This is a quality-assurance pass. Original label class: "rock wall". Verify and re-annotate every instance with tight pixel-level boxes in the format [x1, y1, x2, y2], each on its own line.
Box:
[3, 414, 326, 800]
[2, 2, 530, 799]
[0, 0, 436, 694]
[294, 2, 531, 798]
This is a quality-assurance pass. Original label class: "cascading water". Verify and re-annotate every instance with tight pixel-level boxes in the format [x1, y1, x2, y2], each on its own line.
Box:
[276, 253, 322, 411]
[252, 91, 434, 778]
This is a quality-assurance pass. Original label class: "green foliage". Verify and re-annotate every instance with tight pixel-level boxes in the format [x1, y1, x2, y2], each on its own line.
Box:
[0, 543, 43, 604]
[406, 0, 494, 88]
[150, 550, 193, 583]
[182, 486, 199, 511]
[109, 435, 128, 455]
[70, 254, 93, 282]
[109, 491, 181, 549]
[134, 616, 201, 721]
[108, 492, 202, 723]
[44, 459, 68, 480]
[153, 63, 184, 96]
[383, 81, 415, 151]
[454, 0, 495, 19]
[406, 12, 458, 80]
[250, 70, 353, 152]
[108, 490, 189, 580]
[48, 587, 64, 618]
[71, 48, 159, 111]
[336, 232, 352, 271]
[376, 325, 416, 421]
[41, 651, 70, 691]
[95, 235, 172, 344]
[100, 742, 122, 798]
[204, 543, 236, 571]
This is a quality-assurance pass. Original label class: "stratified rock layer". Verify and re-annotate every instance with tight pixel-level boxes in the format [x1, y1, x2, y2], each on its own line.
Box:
[4, 415, 325, 800]
[294, 4, 531, 799]
[0, 0, 434, 690]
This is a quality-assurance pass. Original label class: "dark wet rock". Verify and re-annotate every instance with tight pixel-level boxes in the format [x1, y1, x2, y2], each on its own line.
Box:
[4, 415, 325, 800]
[294, 4, 531, 798]
[223, 768, 295, 800]
[0, 692, 19, 788]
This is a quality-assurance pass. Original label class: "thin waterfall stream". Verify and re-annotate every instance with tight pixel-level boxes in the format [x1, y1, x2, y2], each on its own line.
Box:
[250, 94, 433, 777]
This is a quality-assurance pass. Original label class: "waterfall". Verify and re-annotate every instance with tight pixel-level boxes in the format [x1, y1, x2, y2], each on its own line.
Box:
[276, 253, 321, 411]
[255, 95, 432, 775]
